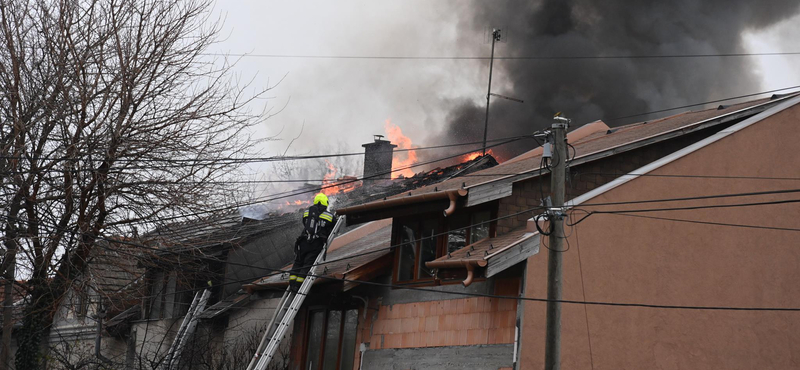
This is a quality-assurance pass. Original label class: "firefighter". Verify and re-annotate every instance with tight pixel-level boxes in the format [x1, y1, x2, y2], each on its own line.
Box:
[289, 193, 336, 292]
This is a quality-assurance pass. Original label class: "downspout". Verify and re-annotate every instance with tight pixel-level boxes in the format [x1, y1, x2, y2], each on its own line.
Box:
[425, 259, 488, 287]
[443, 190, 461, 217]
[513, 264, 527, 370]
[463, 263, 476, 287]
[94, 304, 112, 364]
[352, 295, 370, 370]
[352, 295, 369, 320]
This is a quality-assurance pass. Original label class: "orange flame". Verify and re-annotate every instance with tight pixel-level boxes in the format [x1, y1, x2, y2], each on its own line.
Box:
[279, 199, 310, 210]
[460, 149, 496, 162]
[384, 119, 417, 178]
[321, 161, 362, 195]
[321, 161, 339, 196]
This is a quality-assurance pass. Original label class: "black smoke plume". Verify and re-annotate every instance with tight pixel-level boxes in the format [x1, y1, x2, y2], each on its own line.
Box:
[430, 0, 800, 161]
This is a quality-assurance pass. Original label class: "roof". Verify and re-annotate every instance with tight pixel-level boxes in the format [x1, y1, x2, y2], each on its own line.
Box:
[244, 218, 393, 292]
[566, 94, 800, 208]
[144, 152, 498, 253]
[196, 290, 251, 320]
[347, 94, 798, 214]
[426, 226, 540, 278]
[145, 211, 299, 252]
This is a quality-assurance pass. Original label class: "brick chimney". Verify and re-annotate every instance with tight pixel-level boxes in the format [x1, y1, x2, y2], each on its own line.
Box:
[362, 135, 397, 179]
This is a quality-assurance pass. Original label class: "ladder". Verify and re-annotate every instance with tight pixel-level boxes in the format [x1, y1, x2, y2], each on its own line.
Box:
[246, 215, 345, 370]
[161, 288, 212, 370]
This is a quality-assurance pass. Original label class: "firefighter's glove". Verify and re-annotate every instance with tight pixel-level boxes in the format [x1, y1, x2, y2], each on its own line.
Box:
[294, 236, 303, 253]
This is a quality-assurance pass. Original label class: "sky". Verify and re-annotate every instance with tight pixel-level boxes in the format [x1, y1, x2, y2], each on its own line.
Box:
[206, 1, 800, 199]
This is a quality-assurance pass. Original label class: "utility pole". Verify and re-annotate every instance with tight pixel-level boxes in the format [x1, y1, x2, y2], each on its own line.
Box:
[482, 28, 501, 156]
[544, 115, 569, 370]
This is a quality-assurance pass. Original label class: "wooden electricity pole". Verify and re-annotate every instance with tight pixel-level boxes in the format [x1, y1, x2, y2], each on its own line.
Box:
[544, 116, 569, 370]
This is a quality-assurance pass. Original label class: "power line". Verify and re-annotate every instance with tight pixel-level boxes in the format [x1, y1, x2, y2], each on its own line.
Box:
[596, 198, 800, 214]
[0, 136, 526, 236]
[112, 187, 800, 285]
[608, 86, 800, 121]
[202, 51, 800, 61]
[5, 181, 799, 289]
[139, 248, 800, 312]
[3, 88, 796, 178]
[7, 196, 800, 319]
[569, 198, 800, 226]
[577, 188, 800, 208]
[576, 172, 800, 182]
[0, 135, 532, 166]
[604, 212, 800, 233]
[124, 136, 527, 225]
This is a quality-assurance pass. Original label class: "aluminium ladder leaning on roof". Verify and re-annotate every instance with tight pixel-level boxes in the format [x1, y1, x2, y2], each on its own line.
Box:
[246, 215, 345, 370]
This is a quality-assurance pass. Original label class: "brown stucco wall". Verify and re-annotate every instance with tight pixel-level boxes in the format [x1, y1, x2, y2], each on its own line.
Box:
[519, 102, 800, 369]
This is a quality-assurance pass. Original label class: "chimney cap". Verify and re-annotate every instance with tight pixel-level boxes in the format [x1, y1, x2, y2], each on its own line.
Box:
[362, 135, 397, 148]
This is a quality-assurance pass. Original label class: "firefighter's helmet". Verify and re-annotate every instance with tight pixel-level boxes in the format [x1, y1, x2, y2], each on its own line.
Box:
[313, 193, 328, 207]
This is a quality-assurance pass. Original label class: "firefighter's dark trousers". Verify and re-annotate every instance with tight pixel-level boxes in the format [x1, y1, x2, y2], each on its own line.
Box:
[289, 239, 324, 291]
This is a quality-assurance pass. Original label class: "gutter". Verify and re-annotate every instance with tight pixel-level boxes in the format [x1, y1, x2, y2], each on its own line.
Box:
[337, 189, 467, 217]
[425, 259, 487, 287]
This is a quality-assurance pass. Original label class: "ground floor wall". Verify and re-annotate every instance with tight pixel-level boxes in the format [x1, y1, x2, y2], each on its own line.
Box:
[131, 318, 183, 368]
[348, 275, 522, 370]
[362, 344, 514, 370]
[223, 294, 290, 369]
[47, 325, 130, 369]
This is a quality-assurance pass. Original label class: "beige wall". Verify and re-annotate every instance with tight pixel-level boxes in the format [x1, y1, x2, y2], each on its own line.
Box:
[520, 103, 800, 369]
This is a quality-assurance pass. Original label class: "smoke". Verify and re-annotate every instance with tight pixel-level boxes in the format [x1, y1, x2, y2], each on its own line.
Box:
[429, 0, 800, 160]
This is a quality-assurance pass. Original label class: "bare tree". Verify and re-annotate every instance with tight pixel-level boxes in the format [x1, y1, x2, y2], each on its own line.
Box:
[0, 0, 273, 368]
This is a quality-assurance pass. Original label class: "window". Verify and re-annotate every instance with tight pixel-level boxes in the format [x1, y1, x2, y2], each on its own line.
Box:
[145, 262, 224, 320]
[304, 308, 359, 370]
[470, 210, 491, 243]
[74, 284, 89, 318]
[393, 204, 497, 284]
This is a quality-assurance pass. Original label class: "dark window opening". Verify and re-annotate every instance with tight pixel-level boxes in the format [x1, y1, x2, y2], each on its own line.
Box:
[145, 256, 226, 320]
[393, 203, 497, 284]
[75, 284, 89, 318]
[304, 308, 359, 370]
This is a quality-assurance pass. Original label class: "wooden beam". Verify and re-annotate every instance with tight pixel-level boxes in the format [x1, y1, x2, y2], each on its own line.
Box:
[465, 181, 513, 207]
[341, 253, 393, 291]
[486, 236, 540, 278]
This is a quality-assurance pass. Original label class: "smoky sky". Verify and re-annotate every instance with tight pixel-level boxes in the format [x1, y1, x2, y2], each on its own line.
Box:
[427, 0, 800, 161]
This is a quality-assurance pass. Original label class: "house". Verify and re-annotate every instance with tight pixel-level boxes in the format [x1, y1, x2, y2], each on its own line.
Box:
[120, 138, 499, 369]
[513, 94, 800, 369]
[240, 92, 799, 370]
[46, 240, 144, 369]
[127, 210, 305, 368]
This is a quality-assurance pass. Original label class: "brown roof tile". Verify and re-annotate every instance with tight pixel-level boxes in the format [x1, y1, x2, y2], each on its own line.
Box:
[427, 227, 536, 266]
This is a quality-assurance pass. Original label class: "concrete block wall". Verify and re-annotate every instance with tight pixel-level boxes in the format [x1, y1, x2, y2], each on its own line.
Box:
[366, 296, 517, 349]
[355, 278, 521, 370]
[361, 345, 515, 370]
[361, 278, 520, 351]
